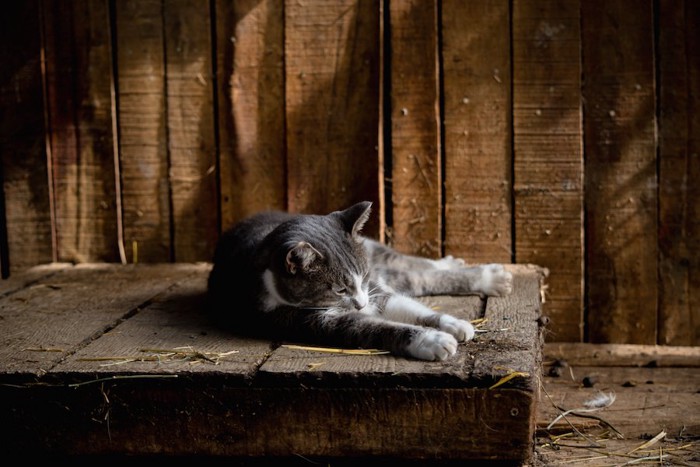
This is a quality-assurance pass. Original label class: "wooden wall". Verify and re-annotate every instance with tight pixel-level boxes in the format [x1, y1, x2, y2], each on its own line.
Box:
[0, 0, 697, 346]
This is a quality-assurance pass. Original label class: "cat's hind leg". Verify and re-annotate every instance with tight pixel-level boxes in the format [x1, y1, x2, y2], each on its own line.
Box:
[375, 263, 513, 298]
[363, 238, 512, 297]
[363, 238, 460, 272]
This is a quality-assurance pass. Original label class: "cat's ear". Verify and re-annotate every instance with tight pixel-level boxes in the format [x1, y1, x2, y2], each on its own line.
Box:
[337, 201, 372, 237]
[285, 241, 323, 274]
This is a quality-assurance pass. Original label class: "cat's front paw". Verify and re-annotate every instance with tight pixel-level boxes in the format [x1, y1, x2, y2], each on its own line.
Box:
[474, 264, 513, 296]
[438, 314, 475, 342]
[407, 329, 458, 361]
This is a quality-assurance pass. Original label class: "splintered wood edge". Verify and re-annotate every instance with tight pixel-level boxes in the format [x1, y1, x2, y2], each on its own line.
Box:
[470, 266, 546, 391]
[505, 263, 550, 302]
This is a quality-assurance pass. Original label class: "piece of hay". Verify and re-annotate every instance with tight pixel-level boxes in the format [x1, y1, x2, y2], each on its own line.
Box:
[23, 347, 64, 352]
[627, 430, 666, 454]
[78, 346, 239, 366]
[470, 318, 488, 326]
[281, 344, 389, 355]
[489, 370, 530, 390]
[68, 374, 179, 388]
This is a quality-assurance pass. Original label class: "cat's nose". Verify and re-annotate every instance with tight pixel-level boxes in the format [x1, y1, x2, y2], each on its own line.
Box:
[352, 297, 367, 310]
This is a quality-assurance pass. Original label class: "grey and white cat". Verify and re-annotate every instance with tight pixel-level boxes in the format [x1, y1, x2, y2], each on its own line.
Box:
[207, 202, 512, 361]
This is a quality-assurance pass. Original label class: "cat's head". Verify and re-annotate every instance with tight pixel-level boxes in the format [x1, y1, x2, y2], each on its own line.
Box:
[266, 201, 372, 311]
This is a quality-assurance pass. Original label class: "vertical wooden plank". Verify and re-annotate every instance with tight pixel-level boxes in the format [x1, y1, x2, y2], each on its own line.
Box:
[285, 0, 380, 235]
[115, 0, 171, 262]
[442, 0, 511, 263]
[43, 0, 119, 263]
[0, 0, 53, 272]
[658, 0, 700, 345]
[0, 161, 9, 277]
[216, 0, 285, 231]
[582, 0, 657, 343]
[40, 0, 72, 263]
[512, 0, 584, 342]
[687, 2, 700, 347]
[163, 0, 218, 261]
[389, 0, 440, 256]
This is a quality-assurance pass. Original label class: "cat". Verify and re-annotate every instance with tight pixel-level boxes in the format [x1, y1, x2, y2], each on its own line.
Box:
[207, 201, 513, 361]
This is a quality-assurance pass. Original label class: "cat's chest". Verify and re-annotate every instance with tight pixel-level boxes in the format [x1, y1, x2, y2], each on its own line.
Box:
[260, 269, 293, 311]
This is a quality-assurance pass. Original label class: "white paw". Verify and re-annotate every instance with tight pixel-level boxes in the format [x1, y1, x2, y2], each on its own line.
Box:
[439, 314, 475, 342]
[407, 329, 458, 361]
[473, 264, 513, 296]
[433, 255, 466, 270]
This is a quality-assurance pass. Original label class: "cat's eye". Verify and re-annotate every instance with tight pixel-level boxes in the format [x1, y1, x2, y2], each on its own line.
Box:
[333, 287, 347, 295]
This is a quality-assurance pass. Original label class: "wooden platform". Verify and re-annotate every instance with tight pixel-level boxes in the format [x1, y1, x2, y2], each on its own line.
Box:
[0, 263, 547, 464]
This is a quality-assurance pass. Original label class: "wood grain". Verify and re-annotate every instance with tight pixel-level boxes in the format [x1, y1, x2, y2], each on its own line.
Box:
[0, 0, 53, 271]
[285, 0, 380, 234]
[544, 342, 700, 367]
[512, 0, 584, 342]
[163, 0, 218, 261]
[4, 0, 700, 347]
[1, 385, 535, 461]
[442, 0, 512, 264]
[43, 0, 119, 263]
[216, 0, 286, 231]
[538, 366, 700, 448]
[60, 270, 272, 377]
[474, 266, 546, 387]
[258, 295, 484, 385]
[388, 0, 440, 255]
[0, 262, 69, 297]
[657, 0, 700, 346]
[115, 0, 171, 262]
[0, 263, 543, 462]
[0, 263, 202, 376]
[582, 0, 657, 344]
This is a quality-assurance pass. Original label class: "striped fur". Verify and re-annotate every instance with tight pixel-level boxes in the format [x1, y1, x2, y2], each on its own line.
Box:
[207, 202, 512, 361]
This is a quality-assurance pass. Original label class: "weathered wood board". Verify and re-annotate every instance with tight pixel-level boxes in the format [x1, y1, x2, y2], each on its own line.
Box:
[582, 0, 658, 344]
[215, 0, 286, 231]
[0, 262, 70, 297]
[164, 0, 219, 262]
[544, 342, 700, 367]
[42, 0, 120, 264]
[442, 0, 512, 264]
[537, 347, 700, 466]
[657, 0, 700, 346]
[0, 263, 206, 376]
[512, 0, 584, 343]
[114, 0, 171, 263]
[0, 0, 53, 272]
[285, 0, 380, 235]
[0, 263, 546, 462]
[389, 0, 441, 257]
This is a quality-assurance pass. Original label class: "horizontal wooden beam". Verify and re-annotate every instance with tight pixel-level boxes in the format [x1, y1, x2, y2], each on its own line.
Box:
[544, 342, 700, 367]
